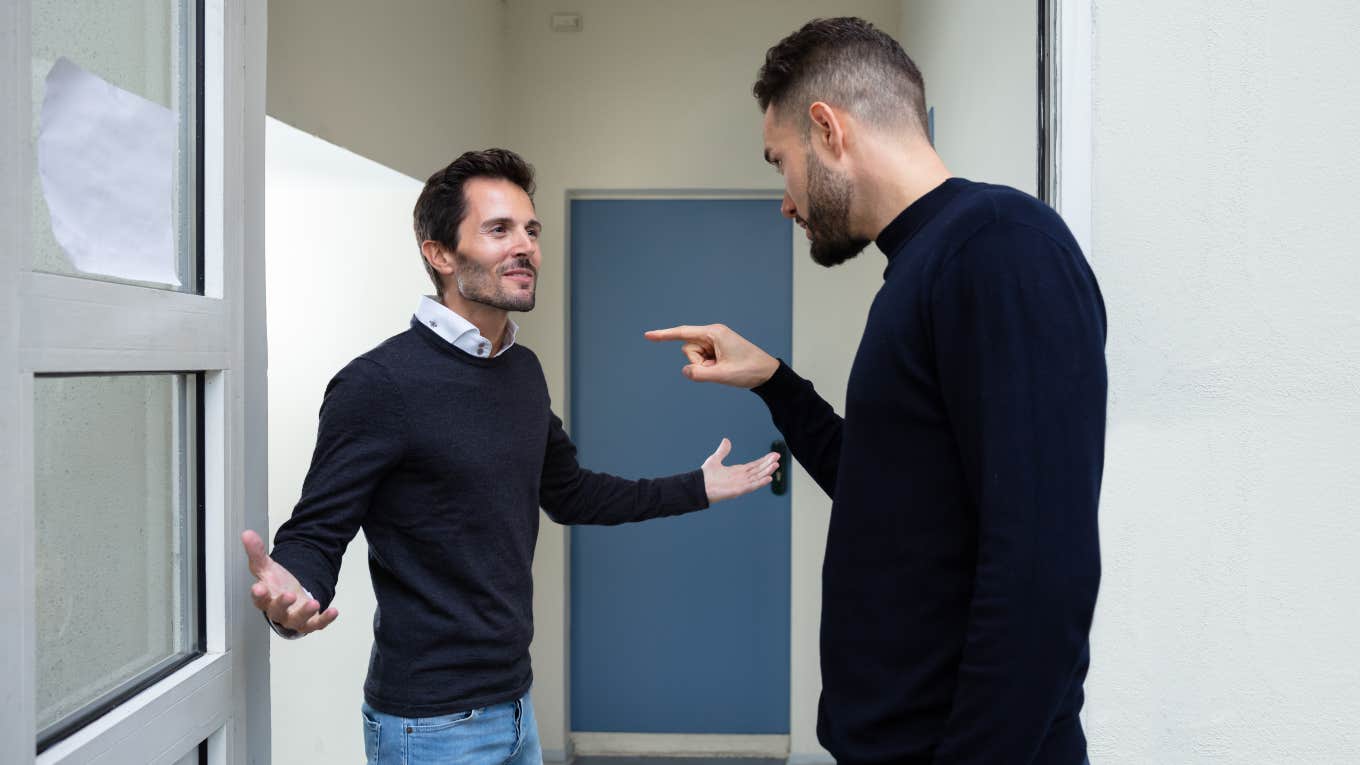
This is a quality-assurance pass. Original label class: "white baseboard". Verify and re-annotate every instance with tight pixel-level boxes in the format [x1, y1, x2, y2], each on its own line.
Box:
[570, 732, 790, 758]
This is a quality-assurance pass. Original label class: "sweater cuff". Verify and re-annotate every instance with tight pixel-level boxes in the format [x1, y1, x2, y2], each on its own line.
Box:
[751, 359, 802, 405]
[685, 468, 711, 510]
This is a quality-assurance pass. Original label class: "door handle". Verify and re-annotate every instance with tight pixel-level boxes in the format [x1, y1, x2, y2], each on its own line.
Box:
[771, 440, 789, 496]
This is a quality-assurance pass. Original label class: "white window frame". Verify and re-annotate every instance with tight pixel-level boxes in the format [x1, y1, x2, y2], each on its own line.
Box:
[0, 1, 269, 763]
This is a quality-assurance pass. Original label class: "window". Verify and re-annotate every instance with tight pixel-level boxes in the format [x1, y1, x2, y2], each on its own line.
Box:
[34, 373, 203, 750]
[29, 0, 201, 293]
[2, 0, 266, 762]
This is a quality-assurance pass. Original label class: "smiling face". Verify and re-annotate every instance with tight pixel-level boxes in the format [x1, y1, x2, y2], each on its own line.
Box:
[763, 106, 871, 268]
[445, 177, 542, 312]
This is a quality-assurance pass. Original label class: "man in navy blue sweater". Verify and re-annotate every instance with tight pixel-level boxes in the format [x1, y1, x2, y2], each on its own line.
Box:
[238, 149, 780, 765]
[649, 18, 1107, 765]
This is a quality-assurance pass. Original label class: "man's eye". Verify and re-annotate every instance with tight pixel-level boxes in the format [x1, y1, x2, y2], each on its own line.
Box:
[491, 225, 506, 234]
[528, 229, 540, 239]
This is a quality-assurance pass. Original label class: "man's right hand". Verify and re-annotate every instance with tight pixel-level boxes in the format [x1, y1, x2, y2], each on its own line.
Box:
[241, 530, 338, 635]
[644, 324, 780, 389]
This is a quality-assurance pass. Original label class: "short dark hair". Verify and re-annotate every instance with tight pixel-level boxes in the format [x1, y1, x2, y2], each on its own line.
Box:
[413, 148, 537, 295]
[753, 17, 927, 134]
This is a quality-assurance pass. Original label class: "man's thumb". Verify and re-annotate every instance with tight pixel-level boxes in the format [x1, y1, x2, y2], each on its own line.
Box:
[709, 437, 732, 463]
[241, 530, 270, 576]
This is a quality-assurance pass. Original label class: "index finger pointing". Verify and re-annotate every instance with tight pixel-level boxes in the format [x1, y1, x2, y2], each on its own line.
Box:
[645, 326, 706, 343]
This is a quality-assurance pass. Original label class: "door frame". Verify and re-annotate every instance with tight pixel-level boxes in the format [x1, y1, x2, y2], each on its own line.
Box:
[0, 1, 269, 763]
[1040, 0, 1095, 259]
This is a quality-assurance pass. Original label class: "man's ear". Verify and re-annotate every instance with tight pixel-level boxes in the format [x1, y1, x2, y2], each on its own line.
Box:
[808, 101, 849, 160]
[421, 240, 456, 278]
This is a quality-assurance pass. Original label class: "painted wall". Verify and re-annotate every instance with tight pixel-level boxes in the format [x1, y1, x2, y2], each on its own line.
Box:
[898, 0, 1037, 195]
[1086, 1, 1360, 761]
[267, 0, 506, 181]
[263, 116, 425, 763]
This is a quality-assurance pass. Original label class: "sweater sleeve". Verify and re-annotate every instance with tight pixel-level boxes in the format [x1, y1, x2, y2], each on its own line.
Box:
[751, 361, 844, 498]
[929, 222, 1106, 763]
[270, 358, 407, 610]
[539, 410, 709, 525]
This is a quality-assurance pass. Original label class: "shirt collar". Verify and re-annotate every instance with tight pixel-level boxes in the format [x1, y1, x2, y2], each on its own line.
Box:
[414, 295, 518, 359]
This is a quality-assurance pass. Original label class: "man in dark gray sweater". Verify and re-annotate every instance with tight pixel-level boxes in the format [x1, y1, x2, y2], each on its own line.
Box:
[239, 149, 780, 765]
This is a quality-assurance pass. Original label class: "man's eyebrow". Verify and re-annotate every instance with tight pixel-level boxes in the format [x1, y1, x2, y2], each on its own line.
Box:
[482, 216, 543, 231]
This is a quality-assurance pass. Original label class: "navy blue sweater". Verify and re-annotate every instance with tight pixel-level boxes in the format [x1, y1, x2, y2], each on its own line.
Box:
[271, 321, 708, 716]
[754, 179, 1106, 764]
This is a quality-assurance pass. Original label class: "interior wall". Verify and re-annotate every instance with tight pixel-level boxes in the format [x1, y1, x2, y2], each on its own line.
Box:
[898, 0, 1038, 195]
[1087, 0, 1360, 761]
[263, 116, 426, 764]
[267, 0, 506, 181]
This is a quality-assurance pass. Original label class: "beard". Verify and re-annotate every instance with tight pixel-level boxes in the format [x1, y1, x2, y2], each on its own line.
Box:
[453, 251, 537, 312]
[804, 150, 871, 268]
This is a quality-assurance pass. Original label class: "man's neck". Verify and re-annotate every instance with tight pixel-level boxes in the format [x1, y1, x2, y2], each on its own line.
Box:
[856, 138, 953, 241]
[441, 293, 510, 356]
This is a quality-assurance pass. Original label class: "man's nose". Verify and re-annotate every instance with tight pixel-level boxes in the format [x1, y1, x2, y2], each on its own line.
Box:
[781, 192, 798, 220]
[511, 228, 535, 256]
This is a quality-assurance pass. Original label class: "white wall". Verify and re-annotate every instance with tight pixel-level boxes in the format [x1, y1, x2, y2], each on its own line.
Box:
[898, 0, 1037, 195]
[264, 117, 425, 764]
[1087, 1, 1360, 762]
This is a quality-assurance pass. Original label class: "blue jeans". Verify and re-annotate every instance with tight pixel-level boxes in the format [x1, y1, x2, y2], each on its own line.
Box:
[360, 691, 542, 765]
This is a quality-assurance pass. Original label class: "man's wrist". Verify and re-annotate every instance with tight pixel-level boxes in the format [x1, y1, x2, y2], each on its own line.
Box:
[750, 355, 780, 389]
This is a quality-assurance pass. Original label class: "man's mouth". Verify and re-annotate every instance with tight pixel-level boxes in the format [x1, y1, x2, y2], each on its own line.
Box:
[502, 268, 535, 285]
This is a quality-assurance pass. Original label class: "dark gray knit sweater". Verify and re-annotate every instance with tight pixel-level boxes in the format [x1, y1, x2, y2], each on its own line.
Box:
[271, 319, 708, 716]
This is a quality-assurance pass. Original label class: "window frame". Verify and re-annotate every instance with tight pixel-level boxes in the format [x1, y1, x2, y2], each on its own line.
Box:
[0, 0, 269, 763]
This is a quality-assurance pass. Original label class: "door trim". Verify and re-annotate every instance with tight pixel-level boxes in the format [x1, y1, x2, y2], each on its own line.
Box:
[1040, 0, 1095, 258]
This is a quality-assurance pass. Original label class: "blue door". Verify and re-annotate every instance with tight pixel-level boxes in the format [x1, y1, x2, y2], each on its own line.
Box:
[569, 198, 792, 733]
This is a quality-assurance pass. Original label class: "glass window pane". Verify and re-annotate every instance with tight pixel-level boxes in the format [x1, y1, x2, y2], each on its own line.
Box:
[34, 373, 201, 746]
[30, 0, 199, 292]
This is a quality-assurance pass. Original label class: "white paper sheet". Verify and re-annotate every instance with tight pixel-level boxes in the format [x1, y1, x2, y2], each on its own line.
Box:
[37, 57, 181, 287]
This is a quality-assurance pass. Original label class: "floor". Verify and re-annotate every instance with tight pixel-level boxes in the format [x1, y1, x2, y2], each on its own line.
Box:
[573, 759, 786, 765]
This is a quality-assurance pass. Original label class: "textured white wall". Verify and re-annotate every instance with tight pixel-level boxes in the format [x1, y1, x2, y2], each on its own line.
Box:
[1087, 1, 1360, 761]
[264, 117, 426, 764]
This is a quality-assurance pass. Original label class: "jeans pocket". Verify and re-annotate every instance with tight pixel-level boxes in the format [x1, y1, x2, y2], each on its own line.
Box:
[410, 707, 478, 732]
[360, 707, 382, 764]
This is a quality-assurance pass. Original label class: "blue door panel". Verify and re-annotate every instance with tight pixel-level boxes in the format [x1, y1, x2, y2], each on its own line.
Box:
[569, 199, 792, 733]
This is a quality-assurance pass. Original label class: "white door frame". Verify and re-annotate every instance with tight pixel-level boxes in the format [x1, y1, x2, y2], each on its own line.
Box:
[0, 1, 269, 763]
[1045, 0, 1095, 258]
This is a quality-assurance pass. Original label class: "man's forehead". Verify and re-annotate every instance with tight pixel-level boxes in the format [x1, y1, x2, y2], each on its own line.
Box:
[464, 177, 534, 213]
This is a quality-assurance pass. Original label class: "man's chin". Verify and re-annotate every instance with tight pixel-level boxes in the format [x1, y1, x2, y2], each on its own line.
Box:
[810, 238, 870, 268]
